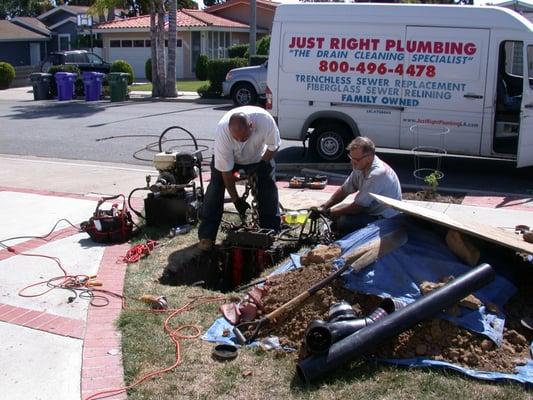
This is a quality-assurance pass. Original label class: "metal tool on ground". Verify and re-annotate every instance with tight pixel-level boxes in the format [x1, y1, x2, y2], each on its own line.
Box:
[289, 174, 328, 190]
[232, 228, 408, 344]
[128, 126, 204, 228]
[297, 263, 496, 384]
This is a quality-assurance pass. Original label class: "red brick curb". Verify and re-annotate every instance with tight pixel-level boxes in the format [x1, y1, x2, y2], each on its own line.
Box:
[81, 242, 130, 400]
[0, 303, 85, 339]
[0, 186, 102, 202]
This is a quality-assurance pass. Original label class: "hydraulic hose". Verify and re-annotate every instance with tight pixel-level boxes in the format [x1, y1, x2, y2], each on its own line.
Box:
[297, 263, 496, 384]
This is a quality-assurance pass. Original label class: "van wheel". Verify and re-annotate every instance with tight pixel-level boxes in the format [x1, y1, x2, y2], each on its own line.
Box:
[232, 83, 257, 107]
[310, 124, 352, 162]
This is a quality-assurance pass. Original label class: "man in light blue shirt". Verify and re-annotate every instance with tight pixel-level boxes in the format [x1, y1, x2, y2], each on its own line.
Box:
[319, 136, 401, 236]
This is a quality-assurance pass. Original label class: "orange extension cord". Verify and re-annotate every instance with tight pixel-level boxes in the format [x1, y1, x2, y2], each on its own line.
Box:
[122, 240, 158, 264]
[84, 294, 227, 400]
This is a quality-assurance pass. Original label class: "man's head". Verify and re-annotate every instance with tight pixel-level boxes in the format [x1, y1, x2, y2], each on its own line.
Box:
[346, 136, 375, 171]
[228, 112, 252, 142]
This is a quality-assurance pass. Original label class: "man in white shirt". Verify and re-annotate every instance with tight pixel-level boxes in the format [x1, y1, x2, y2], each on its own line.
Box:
[319, 136, 402, 236]
[198, 106, 281, 250]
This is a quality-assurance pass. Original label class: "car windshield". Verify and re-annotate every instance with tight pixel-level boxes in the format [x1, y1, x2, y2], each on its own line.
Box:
[66, 53, 87, 63]
[87, 53, 104, 64]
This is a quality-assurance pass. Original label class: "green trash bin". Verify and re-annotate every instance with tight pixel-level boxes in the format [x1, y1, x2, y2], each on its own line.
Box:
[108, 72, 130, 102]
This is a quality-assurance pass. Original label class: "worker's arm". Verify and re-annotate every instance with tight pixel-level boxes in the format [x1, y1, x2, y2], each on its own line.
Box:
[261, 148, 277, 162]
[330, 201, 364, 218]
[321, 186, 349, 210]
[221, 171, 239, 202]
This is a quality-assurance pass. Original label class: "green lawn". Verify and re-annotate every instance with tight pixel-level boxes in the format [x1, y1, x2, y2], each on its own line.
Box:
[132, 80, 208, 92]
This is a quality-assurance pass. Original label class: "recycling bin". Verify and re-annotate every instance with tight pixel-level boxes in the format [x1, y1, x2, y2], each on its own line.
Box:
[108, 72, 130, 102]
[82, 71, 104, 101]
[55, 72, 77, 101]
[29, 73, 52, 100]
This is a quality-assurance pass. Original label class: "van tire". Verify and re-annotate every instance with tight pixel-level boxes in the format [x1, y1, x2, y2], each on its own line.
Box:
[309, 123, 352, 162]
[232, 83, 257, 107]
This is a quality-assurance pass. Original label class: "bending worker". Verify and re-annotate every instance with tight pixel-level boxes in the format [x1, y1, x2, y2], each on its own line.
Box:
[319, 136, 401, 236]
[198, 106, 281, 250]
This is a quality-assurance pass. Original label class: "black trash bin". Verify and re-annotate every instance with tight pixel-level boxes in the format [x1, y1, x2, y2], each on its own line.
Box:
[29, 73, 52, 100]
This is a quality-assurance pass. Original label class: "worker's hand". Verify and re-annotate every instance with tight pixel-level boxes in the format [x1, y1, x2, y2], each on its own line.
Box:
[234, 197, 250, 216]
[318, 205, 331, 218]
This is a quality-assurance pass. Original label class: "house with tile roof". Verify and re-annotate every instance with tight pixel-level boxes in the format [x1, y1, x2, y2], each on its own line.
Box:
[94, 8, 270, 80]
[0, 20, 49, 67]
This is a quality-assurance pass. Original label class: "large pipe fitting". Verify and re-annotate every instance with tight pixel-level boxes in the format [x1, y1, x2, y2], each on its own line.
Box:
[297, 263, 495, 385]
[305, 297, 406, 354]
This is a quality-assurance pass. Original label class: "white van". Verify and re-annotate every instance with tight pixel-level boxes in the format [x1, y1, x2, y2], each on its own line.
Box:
[266, 4, 533, 167]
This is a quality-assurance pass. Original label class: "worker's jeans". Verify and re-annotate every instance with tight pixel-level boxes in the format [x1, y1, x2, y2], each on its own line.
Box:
[331, 213, 380, 237]
[198, 159, 281, 241]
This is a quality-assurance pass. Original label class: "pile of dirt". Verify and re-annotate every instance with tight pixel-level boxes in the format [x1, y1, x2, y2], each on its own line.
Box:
[403, 190, 464, 204]
[259, 262, 532, 374]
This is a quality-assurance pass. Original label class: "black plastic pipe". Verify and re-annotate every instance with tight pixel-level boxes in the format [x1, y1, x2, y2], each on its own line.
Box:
[305, 298, 405, 354]
[297, 263, 495, 384]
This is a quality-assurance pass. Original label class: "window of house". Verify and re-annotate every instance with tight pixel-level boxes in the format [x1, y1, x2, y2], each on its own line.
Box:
[110, 40, 121, 47]
[145, 40, 151, 47]
[122, 40, 133, 48]
[133, 40, 144, 47]
[58, 34, 70, 51]
[177, 39, 182, 47]
[191, 31, 201, 72]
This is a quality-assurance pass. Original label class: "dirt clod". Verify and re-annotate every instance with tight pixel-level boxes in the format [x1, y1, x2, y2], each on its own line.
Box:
[300, 245, 342, 266]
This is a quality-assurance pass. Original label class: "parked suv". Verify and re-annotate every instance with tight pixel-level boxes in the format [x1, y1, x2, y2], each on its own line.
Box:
[40, 50, 111, 73]
[222, 61, 267, 106]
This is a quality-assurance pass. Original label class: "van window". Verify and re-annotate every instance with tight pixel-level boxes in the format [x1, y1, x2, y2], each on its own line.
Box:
[529, 45, 533, 89]
[504, 41, 523, 76]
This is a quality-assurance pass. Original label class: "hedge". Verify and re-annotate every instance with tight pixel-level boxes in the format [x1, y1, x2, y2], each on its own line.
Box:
[195, 54, 209, 81]
[227, 44, 249, 58]
[110, 59, 134, 84]
[206, 57, 247, 95]
[0, 62, 16, 90]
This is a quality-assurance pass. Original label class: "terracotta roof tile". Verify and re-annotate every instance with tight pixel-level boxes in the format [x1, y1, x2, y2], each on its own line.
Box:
[205, 0, 279, 13]
[96, 10, 248, 30]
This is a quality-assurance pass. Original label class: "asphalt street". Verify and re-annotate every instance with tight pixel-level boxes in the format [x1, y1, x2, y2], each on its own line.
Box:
[0, 98, 531, 195]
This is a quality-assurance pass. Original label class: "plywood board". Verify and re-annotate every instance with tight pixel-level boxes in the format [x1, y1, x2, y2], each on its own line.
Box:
[371, 193, 533, 255]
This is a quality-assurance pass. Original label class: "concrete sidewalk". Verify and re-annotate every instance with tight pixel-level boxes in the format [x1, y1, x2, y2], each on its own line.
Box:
[0, 154, 532, 400]
[0, 86, 228, 104]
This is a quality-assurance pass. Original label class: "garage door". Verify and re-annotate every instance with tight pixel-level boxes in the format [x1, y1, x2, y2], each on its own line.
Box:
[109, 40, 184, 80]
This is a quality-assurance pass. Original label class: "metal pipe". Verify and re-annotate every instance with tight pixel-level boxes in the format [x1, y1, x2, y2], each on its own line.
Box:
[305, 298, 405, 354]
[297, 263, 495, 384]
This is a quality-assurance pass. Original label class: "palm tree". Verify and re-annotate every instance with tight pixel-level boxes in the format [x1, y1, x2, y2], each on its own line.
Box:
[166, 0, 178, 97]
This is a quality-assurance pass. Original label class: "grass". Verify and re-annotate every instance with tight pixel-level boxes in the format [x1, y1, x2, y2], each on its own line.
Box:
[132, 80, 208, 93]
[118, 223, 531, 400]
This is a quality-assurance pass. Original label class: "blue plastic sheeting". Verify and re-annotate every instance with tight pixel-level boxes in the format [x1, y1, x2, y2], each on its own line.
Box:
[203, 216, 533, 384]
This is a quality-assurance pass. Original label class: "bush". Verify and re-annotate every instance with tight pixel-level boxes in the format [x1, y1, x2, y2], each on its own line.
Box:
[227, 44, 249, 58]
[197, 83, 220, 98]
[195, 54, 209, 81]
[0, 62, 16, 90]
[206, 58, 247, 95]
[145, 58, 152, 82]
[110, 59, 134, 84]
[47, 64, 82, 97]
[256, 35, 270, 55]
[249, 55, 268, 66]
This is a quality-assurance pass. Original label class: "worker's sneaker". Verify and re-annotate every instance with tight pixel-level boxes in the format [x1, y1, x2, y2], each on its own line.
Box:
[198, 238, 214, 251]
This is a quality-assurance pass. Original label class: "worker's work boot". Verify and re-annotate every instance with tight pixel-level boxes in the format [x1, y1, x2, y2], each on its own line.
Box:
[198, 238, 214, 251]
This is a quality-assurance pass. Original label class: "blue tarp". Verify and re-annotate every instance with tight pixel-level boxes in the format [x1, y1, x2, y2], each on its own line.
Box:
[204, 217, 533, 384]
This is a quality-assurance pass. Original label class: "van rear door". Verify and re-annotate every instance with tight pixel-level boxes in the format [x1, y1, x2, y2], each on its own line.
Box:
[517, 43, 533, 168]
[398, 27, 490, 155]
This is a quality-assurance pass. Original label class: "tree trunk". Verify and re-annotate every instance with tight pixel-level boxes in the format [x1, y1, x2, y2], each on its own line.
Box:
[149, 1, 161, 97]
[107, 6, 115, 21]
[165, 0, 178, 97]
[156, 0, 166, 96]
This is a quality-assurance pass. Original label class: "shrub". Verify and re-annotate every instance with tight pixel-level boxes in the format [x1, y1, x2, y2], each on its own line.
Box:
[256, 35, 270, 55]
[110, 59, 134, 84]
[145, 58, 152, 82]
[47, 64, 81, 97]
[197, 83, 220, 98]
[227, 44, 249, 58]
[249, 55, 268, 66]
[0, 62, 16, 90]
[206, 58, 247, 95]
[195, 54, 209, 81]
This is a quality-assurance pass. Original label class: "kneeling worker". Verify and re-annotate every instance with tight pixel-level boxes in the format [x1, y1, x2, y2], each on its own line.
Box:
[319, 136, 401, 236]
[198, 106, 281, 250]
